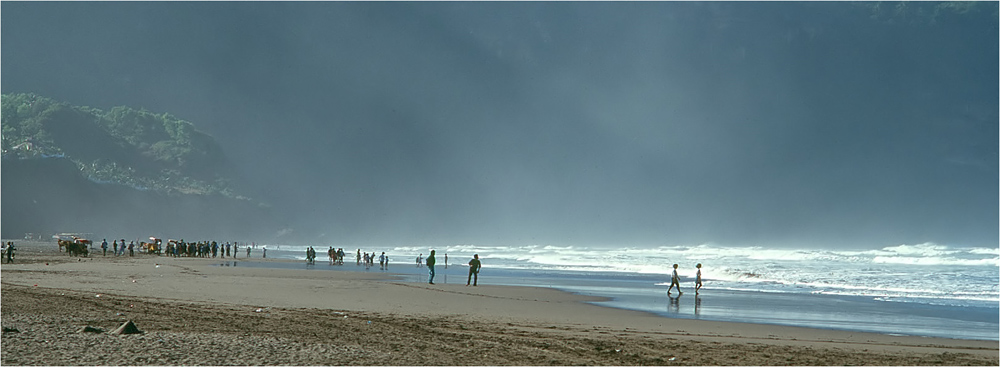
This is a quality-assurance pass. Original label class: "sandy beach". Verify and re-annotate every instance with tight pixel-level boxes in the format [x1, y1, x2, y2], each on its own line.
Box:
[1, 240, 997, 366]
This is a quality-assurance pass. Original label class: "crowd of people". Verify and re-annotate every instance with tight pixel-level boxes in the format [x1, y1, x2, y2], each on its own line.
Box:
[98, 239, 137, 257]
[356, 250, 389, 269]
[35, 235, 712, 294]
[95, 238, 261, 259]
[33, 236, 495, 287]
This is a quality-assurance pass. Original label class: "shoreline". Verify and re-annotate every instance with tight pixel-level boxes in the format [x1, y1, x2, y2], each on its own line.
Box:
[2, 240, 997, 365]
[196, 252, 1000, 342]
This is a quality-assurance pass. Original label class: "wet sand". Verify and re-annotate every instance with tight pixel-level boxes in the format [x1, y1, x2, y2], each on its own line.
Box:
[2, 240, 997, 365]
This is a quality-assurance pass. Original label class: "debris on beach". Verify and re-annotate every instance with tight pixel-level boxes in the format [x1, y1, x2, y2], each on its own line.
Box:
[77, 326, 105, 333]
[111, 320, 143, 335]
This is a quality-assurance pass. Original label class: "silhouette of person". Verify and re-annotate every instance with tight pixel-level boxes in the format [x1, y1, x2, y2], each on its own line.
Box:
[426, 250, 437, 284]
[467, 254, 481, 286]
[5, 242, 14, 263]
[667, 263, 683, 295]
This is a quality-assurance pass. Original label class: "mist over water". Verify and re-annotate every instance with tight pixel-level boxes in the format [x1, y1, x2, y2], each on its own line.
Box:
[2, 2, 997, 249]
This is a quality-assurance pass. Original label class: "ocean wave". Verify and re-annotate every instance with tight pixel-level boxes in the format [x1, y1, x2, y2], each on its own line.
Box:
[262, 241, 999, 306]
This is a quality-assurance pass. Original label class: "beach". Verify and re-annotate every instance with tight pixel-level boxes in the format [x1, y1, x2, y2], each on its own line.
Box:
[2, 240, 997, 366]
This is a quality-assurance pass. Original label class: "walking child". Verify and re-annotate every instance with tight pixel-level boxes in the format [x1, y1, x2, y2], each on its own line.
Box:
[695, 263, 703, 294]
[667, 263, 683, 295]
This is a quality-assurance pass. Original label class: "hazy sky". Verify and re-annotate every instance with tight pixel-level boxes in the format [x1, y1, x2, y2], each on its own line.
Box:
[3, 2, 997, 248]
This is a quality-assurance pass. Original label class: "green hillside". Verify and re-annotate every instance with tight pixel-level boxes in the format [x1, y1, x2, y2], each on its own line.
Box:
[1, 93, 246, 199]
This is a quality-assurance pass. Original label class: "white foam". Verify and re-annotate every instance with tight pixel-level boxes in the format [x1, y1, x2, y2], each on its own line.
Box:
[263, 241, 999, 306]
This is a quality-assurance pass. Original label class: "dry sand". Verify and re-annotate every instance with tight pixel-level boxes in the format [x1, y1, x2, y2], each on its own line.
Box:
[2, 240, 997, 366]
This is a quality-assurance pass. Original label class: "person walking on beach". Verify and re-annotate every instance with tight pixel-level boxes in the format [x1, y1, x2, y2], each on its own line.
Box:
[5, 242, 14, 263]
[467, 254, 481, 286]
[416, 253, 423, 267]
[357, 249, 361, 265]
[426, 250, 437, 284]
[101, 239, 108, 256]
[247, 246, 251, 258]
[695, 263, 703, 294]
[262, 245, 267, 258]
[667, 263, 683, 295]
[128, 241, 134, 257]
[444, 253, 448, 268]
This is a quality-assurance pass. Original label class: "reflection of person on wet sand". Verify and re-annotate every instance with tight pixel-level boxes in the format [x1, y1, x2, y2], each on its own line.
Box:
[667, 293, 680, 313]
[667, 264, 683, 295]
[694, 295, 702, 317]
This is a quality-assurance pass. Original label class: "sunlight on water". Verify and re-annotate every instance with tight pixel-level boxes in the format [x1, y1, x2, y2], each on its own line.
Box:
[271, 242, 999, 307]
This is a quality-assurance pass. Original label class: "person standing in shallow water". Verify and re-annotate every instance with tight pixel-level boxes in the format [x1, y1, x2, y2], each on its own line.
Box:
[426, 250, 437, 284]
[467, 254, 481, 286]
[667, 263, 683, 295]
[695, 263, 703, 294]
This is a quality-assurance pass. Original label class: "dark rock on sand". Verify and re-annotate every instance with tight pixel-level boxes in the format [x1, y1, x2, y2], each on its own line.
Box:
[111, 320, 142, 335]
[77, 326, 104, 333]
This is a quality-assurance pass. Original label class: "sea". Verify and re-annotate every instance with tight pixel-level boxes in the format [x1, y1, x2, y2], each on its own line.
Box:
[231, 242, 999, 341]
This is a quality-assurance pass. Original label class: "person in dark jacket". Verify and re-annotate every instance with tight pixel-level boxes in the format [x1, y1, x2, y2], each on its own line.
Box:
[467, 254, 481, 286]
[426, 250, 437, 284]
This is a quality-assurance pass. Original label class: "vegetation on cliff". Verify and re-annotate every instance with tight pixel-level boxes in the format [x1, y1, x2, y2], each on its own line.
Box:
[1, 93, 246, 199]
